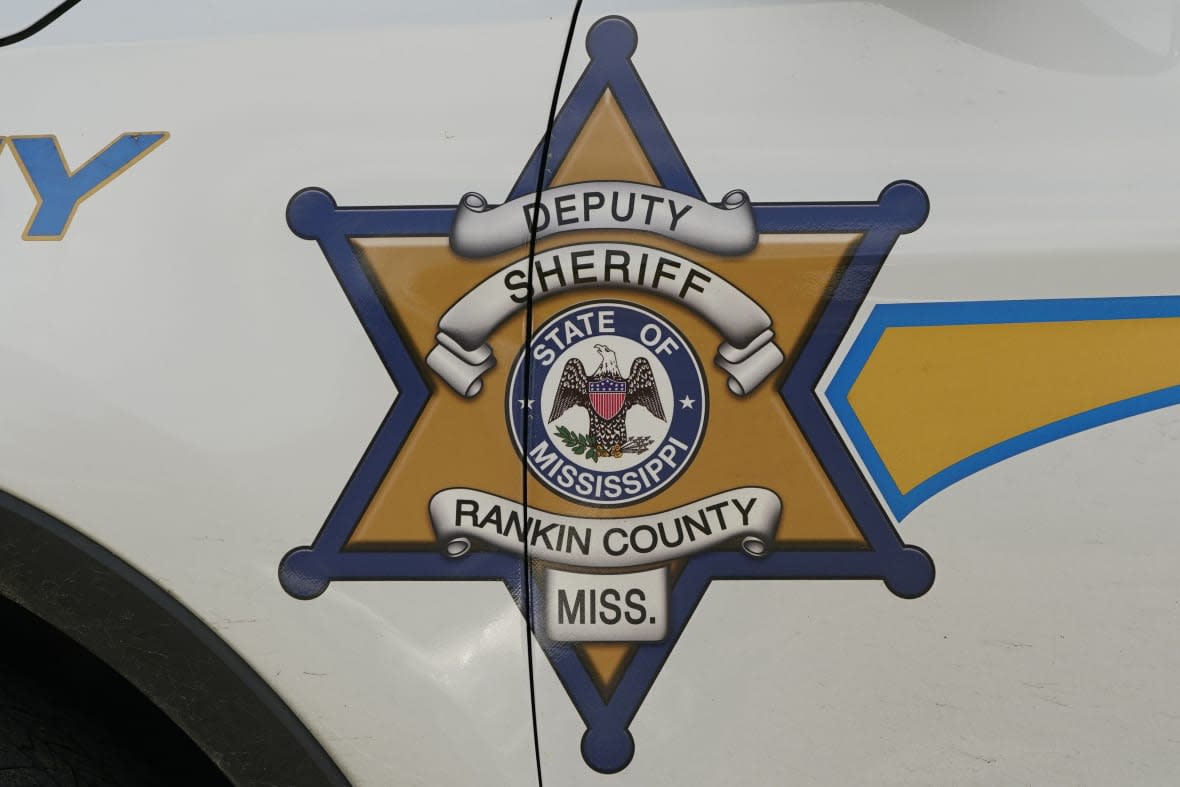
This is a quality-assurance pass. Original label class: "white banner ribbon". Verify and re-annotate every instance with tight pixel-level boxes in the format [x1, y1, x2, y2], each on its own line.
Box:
[429, 486, 781, 569]
[451, 181, 757, 258]
[424, 242, 784, 397]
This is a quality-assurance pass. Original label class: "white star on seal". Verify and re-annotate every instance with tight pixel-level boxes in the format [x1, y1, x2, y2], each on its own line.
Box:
[679, 395, 695, 409]
[518, 399, 534, 410]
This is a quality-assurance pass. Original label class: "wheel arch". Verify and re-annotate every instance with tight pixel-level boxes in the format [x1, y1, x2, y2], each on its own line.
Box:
[0, 489, 351, 787]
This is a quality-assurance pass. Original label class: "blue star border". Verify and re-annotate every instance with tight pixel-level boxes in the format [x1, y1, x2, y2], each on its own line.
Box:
[279, 16, 935, 773]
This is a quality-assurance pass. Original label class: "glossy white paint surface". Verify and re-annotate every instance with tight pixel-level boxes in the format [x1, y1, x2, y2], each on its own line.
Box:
[1, 1, 1179, 785]
[0, 6, 569, 785]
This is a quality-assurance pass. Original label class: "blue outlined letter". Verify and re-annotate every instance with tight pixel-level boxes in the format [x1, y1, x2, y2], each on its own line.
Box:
[5, 132, 168, 240]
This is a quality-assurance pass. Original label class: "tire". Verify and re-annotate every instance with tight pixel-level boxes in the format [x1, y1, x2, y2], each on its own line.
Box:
[0, 599, 231, 787]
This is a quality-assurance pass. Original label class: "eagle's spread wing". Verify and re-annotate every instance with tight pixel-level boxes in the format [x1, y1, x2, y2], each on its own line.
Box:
[625, 358, 665, 421]
[548, 357, 590, 423]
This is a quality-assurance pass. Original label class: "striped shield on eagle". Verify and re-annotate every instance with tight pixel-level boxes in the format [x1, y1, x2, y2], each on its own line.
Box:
[548, 344, 666, 456]
[588, 378, 627, 420]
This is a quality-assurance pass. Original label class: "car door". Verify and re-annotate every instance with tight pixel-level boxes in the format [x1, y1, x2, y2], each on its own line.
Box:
[518, 2, 1180, 785]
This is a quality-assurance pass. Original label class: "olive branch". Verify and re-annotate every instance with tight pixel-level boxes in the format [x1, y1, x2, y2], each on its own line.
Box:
[553, 427, 656, 461]
[554, 426, 600, 462]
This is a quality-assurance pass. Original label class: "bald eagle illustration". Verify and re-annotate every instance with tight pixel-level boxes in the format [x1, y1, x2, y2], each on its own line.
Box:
[548, 344, 666, 458]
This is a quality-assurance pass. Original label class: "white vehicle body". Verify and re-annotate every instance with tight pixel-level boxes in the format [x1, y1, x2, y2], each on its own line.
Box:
[1, 2, 1178, 785]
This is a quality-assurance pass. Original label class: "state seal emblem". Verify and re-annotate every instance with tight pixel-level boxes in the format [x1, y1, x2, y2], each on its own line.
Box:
[281, 15, 935, 773]
[508, 300, 707, 506]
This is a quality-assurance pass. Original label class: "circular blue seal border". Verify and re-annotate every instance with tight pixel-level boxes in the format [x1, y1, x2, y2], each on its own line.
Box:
[507, 299, 708, 507]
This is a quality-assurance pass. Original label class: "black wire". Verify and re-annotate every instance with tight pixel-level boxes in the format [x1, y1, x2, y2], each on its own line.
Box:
[0, 0, 82, 48]
[521, 2, 584, 784]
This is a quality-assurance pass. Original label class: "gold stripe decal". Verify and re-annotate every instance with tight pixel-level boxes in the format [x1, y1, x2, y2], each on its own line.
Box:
[826, 297, 1180, 519]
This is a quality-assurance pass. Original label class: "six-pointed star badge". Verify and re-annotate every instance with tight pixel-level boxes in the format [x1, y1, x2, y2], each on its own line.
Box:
[280, 15, 934, 774]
